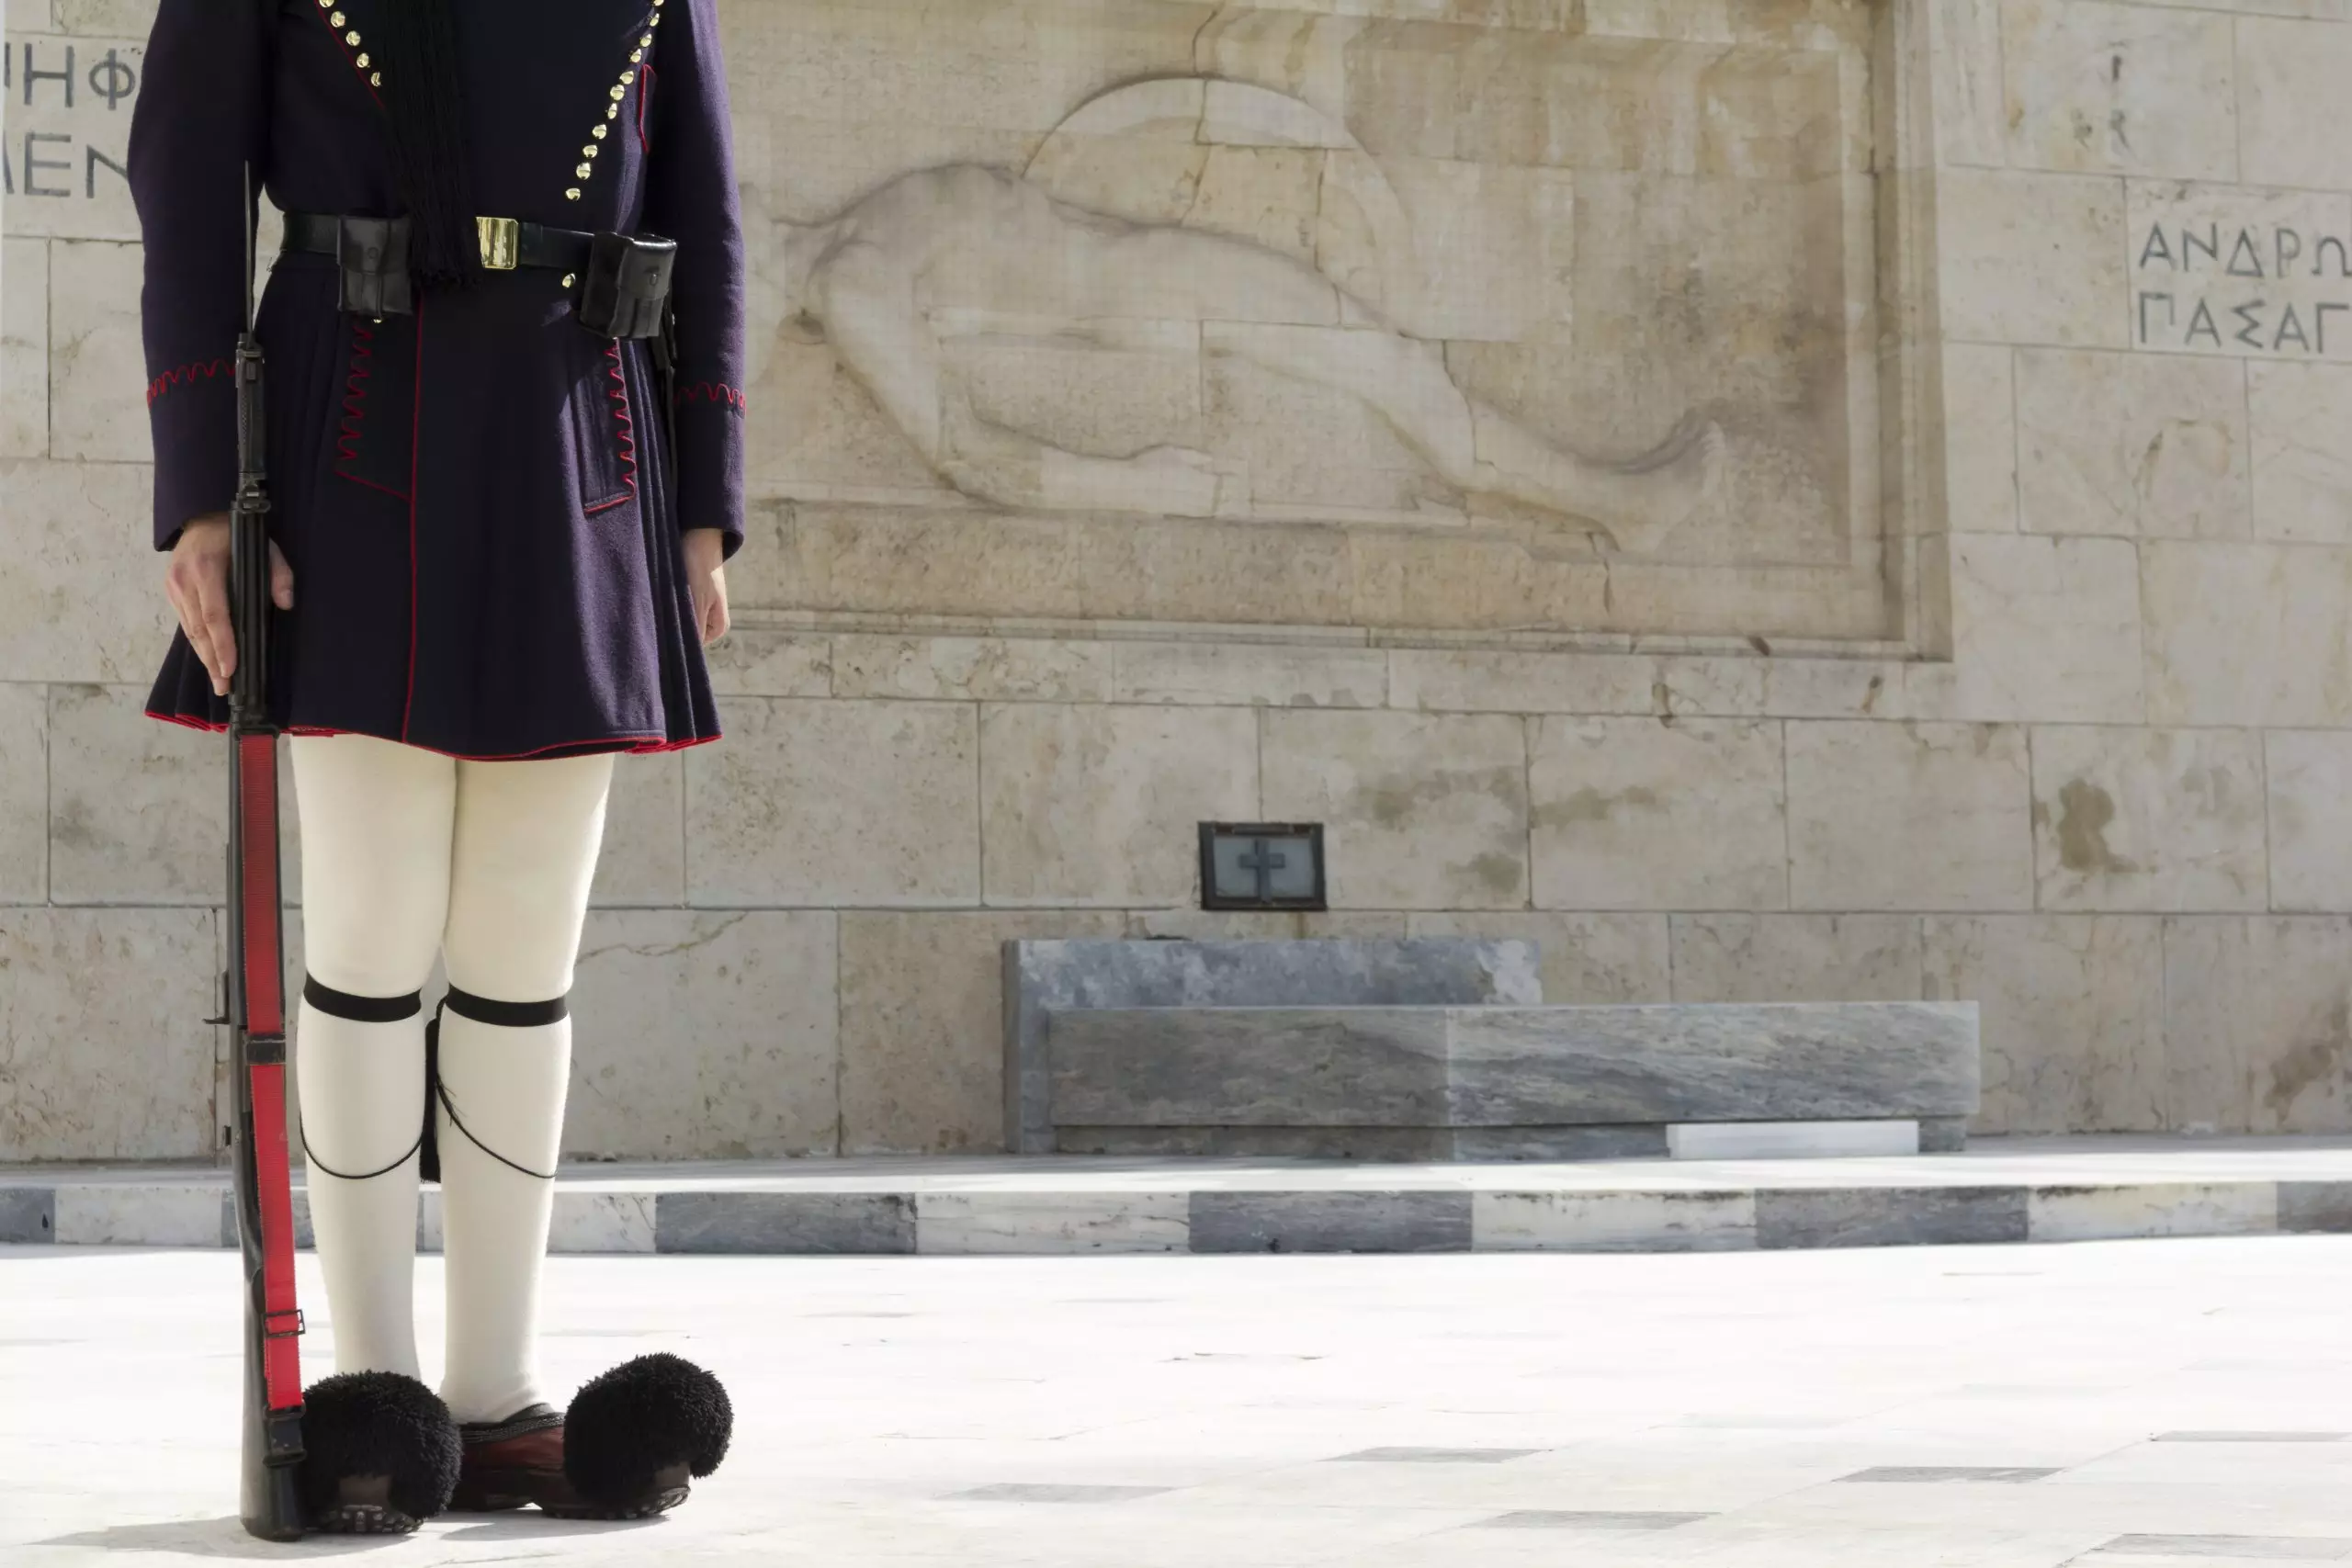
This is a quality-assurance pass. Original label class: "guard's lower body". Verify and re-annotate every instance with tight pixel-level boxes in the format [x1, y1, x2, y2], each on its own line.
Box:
[289, 731, 612, 1425]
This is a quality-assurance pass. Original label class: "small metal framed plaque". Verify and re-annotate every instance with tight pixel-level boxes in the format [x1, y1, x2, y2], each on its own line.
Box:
[1199, 822, 1327, 911]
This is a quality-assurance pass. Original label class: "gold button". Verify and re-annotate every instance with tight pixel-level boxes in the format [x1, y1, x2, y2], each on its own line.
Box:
[566, 187, 582, 200]
[369, 71, 382, 85]
[593, 124, 609, 140]
[620, 70, 636, 85]
[329, 7, 344, 21]
[582, 144, 598, 158]
[605, 105, 619, 118]
[610, 85, 626, 101]
[355, 51, 368, 66]
[344, 29, 359, 45]
[561, 273, 577, 288]
[631, 49, 644, 62]
[575, 162, 593, 179]
[639, 33, 652, 45]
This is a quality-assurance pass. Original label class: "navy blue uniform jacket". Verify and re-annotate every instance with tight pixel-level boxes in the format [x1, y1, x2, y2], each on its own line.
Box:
[133, 0, 744, 760]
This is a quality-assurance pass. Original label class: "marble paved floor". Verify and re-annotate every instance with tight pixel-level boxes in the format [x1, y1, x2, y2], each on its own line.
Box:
[8, 1237, 2352, 1565]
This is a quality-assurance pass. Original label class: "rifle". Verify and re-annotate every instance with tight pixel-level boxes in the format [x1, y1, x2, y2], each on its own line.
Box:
[223, 163, 308, 1542]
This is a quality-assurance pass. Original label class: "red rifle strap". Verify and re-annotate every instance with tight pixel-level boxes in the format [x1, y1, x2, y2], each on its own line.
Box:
[238, 735, 283, 1036]
[237, 733, 302, 1414]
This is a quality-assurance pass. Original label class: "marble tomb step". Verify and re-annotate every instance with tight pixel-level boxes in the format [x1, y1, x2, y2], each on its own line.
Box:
[1046, 1002, 1980, 1160]
[6, 1139, 2351, 1254]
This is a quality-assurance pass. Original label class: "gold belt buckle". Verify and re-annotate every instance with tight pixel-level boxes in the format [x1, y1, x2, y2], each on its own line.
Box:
[476, 215, 519, 271]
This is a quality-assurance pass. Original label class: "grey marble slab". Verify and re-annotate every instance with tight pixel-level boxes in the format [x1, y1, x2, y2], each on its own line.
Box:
[1757, 1188, 2028, 1249]
[2087, 1536, 2352, 1560]
[1005, 938, 1542, 1152]
[0, 1189, 52, 1244]
[2278, 1181, 2352, 1232]
[1838, 1466, 2060, 1483]
[1480, 1511, 1713, 1530]
[1443, 1003, 1978, 1125]
[1188, 1191, 1474, 1254]
[948, 1484, 1174, 1504]
[1050, 1001, 1978, 1133]
[1055, 1123, 1669, 1160]
[656, 1193, 915, 1255]
[1332, 1448, 1541, 1463]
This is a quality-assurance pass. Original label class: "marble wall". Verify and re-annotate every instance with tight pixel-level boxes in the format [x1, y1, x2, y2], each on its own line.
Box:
[6, 0, 2352, 1158]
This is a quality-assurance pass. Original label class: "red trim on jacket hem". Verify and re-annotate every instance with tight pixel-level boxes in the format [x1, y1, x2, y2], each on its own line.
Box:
[673, 383, 746, 411]
[147, 708, 718, 760]
[147, 358, 233, 406]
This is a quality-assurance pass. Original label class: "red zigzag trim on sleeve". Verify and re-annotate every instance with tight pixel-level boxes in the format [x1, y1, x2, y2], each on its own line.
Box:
[673, 382, 746, 411]
[146, 358, 234, 406]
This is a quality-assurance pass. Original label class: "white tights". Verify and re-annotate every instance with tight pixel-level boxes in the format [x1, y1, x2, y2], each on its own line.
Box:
[290, 733, 613, 1425]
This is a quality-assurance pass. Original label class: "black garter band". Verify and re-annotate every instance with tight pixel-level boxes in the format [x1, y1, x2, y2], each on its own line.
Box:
[298, 976, 567, 1185]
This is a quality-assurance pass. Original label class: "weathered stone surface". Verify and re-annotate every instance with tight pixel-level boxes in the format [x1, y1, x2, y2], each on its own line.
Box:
[831, 635, 1111, 703]
[2017, 351, 2249, 540]
[1786, 722, 2035, 912]
[1188, 1191, 1474, 1254]
[2268, 731, 2352, 913]
[2000, 0, 2236, 180]
[1261, 710, 1529, 909]
[978, 704, 1258, 906]
[700, 626, 834, 697]
[2163, 917, 2352, 1133]
[2143, 543, 2352, 727]
[1925, 915, 2165, 1135]
[1113, 641, 1386, 708]
[656, 1192, 915, 1255]
[1, 238, 47, 458]
[685, 697, 979, 907]
[567, 911, 839, 1158]
[2250, 362, 2352, 544]
[589, 752, 684, 908]
[2124, 181, 2352, 365]
[1474, 1190, 1757, 1253]
[2031, 726, 2267, 913]
[842, 910, 1124, 1156]
[1530, 717, 1787, 911]
[0, 908, 215, 1161]
[914, 1191, 1190, 1254]
[1669, 915, 1925, 1004]
[1385, 649, 1658, 716]
[48, 682, 223, 905]
[1443, 1003, 1979, 1124]
[1755, 1187, 2028, 1248]
[0, 458, 176, 685]
[1937, 170, 2128, 348]
[2238, 16, 2352, 188]
[2028, 1182, 2276, 1242]
[46, 240, 144, 462]
[0, 684, 45, 904]
[1008, 936, 1542, 1151]
[1408, 912, 1671, 1004]
[1942, 343, 2018, 533]
[1048, 1001, 1979, 1129]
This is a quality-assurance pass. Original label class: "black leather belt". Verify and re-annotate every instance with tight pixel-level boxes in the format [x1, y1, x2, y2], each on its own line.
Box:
[282, 210, 594, 276]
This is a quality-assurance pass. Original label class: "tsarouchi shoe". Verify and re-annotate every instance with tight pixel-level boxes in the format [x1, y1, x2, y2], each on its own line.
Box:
[298, 1371, 463, 1534]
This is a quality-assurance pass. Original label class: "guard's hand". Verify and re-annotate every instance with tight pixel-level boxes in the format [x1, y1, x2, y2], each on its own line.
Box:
[684, 527, 729, 647]
[165, 515, 295, 697]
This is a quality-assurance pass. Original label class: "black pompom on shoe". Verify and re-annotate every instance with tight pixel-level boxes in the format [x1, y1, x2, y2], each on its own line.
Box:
[561, 1354, 732, 1515]
[299, 1371, 464, 1533]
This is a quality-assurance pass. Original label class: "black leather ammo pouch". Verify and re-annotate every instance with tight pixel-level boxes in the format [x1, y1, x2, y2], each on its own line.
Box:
[333, 214, 414, 318]
[575, 231, 676, 340]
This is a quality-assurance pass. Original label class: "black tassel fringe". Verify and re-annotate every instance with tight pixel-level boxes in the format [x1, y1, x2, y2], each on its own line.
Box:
[376, 0, 481, 288]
